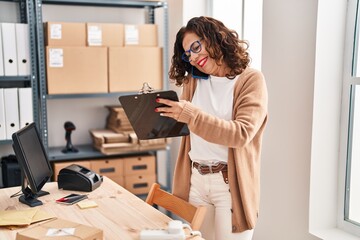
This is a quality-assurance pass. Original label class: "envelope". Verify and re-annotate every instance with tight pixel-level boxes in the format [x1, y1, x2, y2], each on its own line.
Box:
[0, 208, 38, 226]
[0, 208, 56, 228]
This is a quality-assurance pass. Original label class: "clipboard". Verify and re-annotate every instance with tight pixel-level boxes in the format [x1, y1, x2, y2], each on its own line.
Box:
[118, 85, 189, 140]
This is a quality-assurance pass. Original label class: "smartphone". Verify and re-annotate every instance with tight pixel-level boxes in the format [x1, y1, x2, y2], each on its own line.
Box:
[184, 63, 209, 80]
[191, 66, 209, 80]
[56, 194, 88, 205]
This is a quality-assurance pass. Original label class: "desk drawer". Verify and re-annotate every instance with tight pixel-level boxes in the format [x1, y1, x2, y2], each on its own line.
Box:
[124, 174, 156, 195]
[53, 161, 91, 181]
[91, 158, 124, 177]
[124, 155, 155, 176]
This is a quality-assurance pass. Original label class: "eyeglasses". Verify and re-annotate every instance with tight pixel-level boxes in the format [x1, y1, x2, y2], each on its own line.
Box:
[181, 40, 202, 62]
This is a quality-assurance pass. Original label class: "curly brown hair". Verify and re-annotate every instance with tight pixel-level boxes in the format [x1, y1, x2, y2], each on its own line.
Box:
[169, 16, 251, 86]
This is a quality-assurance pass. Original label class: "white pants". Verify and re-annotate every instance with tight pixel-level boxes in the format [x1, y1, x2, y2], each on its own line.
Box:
[189, 167, 254, 240]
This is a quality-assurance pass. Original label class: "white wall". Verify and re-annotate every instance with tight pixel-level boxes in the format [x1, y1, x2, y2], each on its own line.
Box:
[309, 0, 345, 232]
[254, 0, 320, 239]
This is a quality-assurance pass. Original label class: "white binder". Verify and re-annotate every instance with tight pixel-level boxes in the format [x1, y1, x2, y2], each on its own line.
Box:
[18, 87, 33, 128]
[4, 88, 20, 139]
[1, 23, 18, 76]
[0, 25, 4, 76]
[0, 89, 6, 140]
[15, 23, 30, 75]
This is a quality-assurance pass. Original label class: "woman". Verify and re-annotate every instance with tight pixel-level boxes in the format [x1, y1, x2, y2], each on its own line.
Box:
[156, 16, 268, 240]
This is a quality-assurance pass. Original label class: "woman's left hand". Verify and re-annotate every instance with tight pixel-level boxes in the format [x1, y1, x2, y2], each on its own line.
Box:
[155, 98, 186, 120]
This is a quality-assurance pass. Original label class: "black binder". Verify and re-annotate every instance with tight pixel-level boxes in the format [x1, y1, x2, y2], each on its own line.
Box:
[119, 90, 190, 140]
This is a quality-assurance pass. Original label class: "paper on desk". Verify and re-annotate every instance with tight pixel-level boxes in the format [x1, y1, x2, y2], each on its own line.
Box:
[0, 208, 56, 228]
[77, 200, 98, 209]
[31, 209, 56, 224]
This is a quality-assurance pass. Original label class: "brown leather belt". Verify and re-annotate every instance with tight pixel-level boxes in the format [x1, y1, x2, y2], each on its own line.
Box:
[192, 162, 229, 184]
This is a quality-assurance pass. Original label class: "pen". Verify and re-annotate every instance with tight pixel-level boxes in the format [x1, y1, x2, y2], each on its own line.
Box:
[56, 195, 87, 202]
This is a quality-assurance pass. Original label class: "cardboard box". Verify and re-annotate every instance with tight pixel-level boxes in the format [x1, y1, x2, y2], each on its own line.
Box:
[46, 46, 108, 94]
[53, 161, 91, 181]
[16, 218, 103, 240]
[45, 22, 86, 46]
[124, 24, 158, 46]
[86, 23, 124, 47]
[124, 173, 156, 195]
[124, 155, 155, 176]
[108, 47, 162, 92]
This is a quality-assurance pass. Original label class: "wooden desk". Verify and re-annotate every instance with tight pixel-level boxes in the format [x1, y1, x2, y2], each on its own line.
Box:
[0, 177, 202, 240]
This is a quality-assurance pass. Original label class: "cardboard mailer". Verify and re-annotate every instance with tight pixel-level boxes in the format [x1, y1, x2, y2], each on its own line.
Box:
[16, 218, 103, 240]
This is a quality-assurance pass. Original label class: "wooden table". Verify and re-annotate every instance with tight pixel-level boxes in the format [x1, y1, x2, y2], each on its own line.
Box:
[0, 177, 202, 240]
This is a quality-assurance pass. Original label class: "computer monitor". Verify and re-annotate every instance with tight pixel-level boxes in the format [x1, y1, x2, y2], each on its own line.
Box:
[12, 122, 53, 207]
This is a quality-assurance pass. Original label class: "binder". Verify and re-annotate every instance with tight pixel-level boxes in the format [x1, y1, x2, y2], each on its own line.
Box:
[118, 86, 189, 140]
[4, 88, 20, 139]
[0, 89, 6, 140]
[1, 23, 18, 76]
[18, 88, 33, 128]
[15, 23, 30, 75]
[0, 25, 4, 76]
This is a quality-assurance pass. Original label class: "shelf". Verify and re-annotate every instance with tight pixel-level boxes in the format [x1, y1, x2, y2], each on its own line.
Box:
[46, 91, 138, 100]
[0, 76, 31, 82]
[0, 76, 32, 89]
[41, 0, 166, 8]
[47, 144, 168, 161]
[0, 140, 12, 145]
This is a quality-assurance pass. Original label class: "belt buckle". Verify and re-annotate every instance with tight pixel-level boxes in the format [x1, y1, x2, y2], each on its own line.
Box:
[197, 164, 208, 175]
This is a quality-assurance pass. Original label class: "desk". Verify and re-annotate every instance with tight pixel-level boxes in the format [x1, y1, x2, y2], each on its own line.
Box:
[0, 177, 202, 240]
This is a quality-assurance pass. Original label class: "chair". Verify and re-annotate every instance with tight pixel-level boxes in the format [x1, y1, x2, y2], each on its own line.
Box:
[145, 183, 207, 231]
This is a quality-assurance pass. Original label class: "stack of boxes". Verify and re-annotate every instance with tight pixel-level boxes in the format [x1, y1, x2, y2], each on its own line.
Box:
[89, 105, 167, 155]
[106, 106, 133, 133]
[45, 22, 162, 94]
[46, 22, 163, 194]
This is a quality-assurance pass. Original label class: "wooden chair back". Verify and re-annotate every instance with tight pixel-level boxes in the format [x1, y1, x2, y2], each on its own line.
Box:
[145, 183, 207, 231]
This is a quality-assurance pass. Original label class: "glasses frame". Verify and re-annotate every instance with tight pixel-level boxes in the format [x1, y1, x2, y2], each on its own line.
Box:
[181, 39, 202, 62]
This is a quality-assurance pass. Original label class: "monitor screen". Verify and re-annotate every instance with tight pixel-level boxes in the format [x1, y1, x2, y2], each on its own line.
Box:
[12, 122, 53, 207]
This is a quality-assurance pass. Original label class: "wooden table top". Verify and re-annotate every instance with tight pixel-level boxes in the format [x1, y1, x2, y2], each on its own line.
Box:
[0, 177, 202, 240]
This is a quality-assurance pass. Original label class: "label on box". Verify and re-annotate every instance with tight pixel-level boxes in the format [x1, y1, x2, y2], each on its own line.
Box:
[47, 228, 75, 236]
[49, 48, 63, 68]
[88, 25, 102, 46]
[125, 25, 139, 45]
[50, 24, 62, 39]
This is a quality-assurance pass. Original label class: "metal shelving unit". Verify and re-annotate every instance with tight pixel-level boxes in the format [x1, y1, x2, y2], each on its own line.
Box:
[33, 0, 169, 160]
[47, 144, 169, 161]
[0, 0, 41, 143]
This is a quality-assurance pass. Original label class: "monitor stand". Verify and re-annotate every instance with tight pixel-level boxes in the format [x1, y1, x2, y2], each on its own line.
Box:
[19, 178, 49, 207]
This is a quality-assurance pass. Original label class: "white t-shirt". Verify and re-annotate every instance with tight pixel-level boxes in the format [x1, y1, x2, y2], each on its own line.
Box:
[189, 75, 239, 165]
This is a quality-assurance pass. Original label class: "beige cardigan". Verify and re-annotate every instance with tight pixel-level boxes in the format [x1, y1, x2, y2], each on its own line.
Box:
[172, 67, 268, 232]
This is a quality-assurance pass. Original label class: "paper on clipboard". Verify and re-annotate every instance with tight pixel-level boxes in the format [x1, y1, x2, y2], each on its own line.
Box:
[118, 84, 189, 140]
